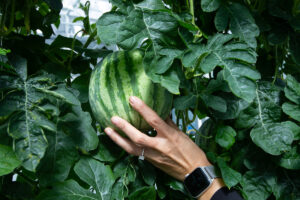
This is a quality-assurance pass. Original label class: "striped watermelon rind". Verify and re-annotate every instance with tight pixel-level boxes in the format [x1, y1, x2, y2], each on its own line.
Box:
[89, 49, 173, 132]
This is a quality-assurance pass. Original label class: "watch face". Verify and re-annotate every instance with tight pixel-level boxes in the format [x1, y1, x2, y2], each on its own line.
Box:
[184, 168, 211, 197]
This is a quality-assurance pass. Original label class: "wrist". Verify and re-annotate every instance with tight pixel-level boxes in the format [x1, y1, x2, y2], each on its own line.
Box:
[197, 178, 224, 200]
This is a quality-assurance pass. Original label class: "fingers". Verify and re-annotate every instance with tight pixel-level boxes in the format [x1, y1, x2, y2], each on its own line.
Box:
[104, 127, 141, 156]
[129, 96, 173, 133]
[111, 116, 156, 147]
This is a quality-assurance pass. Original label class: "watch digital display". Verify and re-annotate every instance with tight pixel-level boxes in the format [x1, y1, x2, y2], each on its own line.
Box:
[183, 168, 211, 197]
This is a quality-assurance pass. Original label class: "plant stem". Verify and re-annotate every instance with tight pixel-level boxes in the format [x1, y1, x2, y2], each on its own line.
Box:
[83, 29, 97, 49]
[67, 29, 84, 85]
[189, 0, 195, 25]
[272, 45, 279, 84]
[5, 0, 15, 35]
[15, 171, 37, 187]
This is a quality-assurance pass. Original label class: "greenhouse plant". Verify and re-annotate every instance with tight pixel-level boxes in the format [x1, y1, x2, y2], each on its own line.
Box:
[0, 0, 299, 199]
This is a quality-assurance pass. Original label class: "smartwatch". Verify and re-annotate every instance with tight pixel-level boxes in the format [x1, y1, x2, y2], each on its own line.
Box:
[183, 166, 219, 198]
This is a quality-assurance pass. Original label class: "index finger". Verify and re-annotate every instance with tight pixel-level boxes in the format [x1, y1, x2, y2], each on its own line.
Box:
[129, 96, 173, 133]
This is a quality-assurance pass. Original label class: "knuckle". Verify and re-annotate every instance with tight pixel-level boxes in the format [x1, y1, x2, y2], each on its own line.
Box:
[127, 148, 136, 155]
[149, 117, 162, 127]
[117, 121, 125, 129]
[135, 101, 145, 110]
[135, 136, 147, 145]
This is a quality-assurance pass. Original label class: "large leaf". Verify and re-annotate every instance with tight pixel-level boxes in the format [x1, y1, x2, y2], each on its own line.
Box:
[60, 106, 98, 152]
[37, 129, 78, 187]
[182, 34, 260, 102]
[128, 186, 156, 200]
[282, 103, 300, 122]
[284, 75, 300, 104]
[0, 58, 83, 172]
[0, 144, 21, 176]
[241, 171, 276, 200]
[201, 0, 221, 12]
[173, 94, 197, 110]
[97, 2, 184, 94]
[93, 135, 123, 163]
[37, 179, 98, 200]
[217, 158, 241, 188]
[282, 75, 300, 122]
[250, 122, 293, 155]
[236, 82, 294, 155]
[111, 157, 137, 199]
[236, 82, 282, 129]
[278, 146, 300, 170]
[289, 32, 300, 65]
[214, 3, 260, 48]
[74, 157, 115, 200]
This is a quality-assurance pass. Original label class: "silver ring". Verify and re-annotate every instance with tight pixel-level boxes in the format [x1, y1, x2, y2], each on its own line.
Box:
[138, 148, 145, 160]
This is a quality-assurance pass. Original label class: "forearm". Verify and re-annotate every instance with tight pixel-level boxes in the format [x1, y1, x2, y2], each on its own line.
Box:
[198, 178, 224, 200]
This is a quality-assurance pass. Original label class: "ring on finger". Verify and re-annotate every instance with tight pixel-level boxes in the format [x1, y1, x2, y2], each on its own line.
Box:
[138, 148, 145, 160]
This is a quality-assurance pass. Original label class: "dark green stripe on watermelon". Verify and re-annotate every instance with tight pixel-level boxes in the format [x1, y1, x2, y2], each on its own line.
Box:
[92, 59, 110, 127]
[105, 52, 119, 119]
[115, 52, 133, 125]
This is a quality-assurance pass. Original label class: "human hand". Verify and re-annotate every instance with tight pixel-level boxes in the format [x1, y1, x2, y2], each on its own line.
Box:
[104, 96, 224, 199]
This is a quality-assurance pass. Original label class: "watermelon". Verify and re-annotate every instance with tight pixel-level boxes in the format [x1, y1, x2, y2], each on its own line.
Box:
[89, 49, 173, 132]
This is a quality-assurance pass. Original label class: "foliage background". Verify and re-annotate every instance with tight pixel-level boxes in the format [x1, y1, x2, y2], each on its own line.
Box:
[0, 0, 300, 199]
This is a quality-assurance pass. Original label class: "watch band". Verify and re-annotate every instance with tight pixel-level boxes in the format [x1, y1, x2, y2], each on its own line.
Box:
[203, 166, 219, 179]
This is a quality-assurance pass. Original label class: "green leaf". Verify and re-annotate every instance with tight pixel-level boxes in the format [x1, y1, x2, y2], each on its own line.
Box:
[214, 3, 260, 48]
[1, 67, 84, 172]
[217, 158, 241, 188]
[182, 34, 260, 102]
[241, 171, 275, 200]
[93, 135, 123, 162]
[250, 122, 294, 156]
[60, 106, 98, 152]
[284, 75, 300, 104]
[222, 62, 260, 103]
[0, 144, 21, 176]
[128, 186, 156, 200]
[71, 73, 90, 103]
[278, 146, 300, 170]
[37, 179, 98, 200]
[138, 160, 156, 186]
[214, 6, 229, 31]
[236, 82, 282, 129]
[36, 84, 81, 106]
[10, 55, 27, 81]
[173, 94, 196, 110]
[114, 157, 136, 182]
[111, 157, 136, 199]
[8, 109, 48, 172]
[146, 64, 181, 94]
[135, 0, 166, 10]
[282, 103, 300, 122]
[74, 157, 115, 200]
[201, 94, 227, 112]
[201, 0, 221, 12]
[212, 94, 249, 120]
[215, 125, 236, 150]
[0, 48, 11, 56]
[37, 128, 79, 187]
[97, 6, 183, 93]
[282, 121, 300, 140]
[96, 12, 125, 46]
[289, 31, 300, 65]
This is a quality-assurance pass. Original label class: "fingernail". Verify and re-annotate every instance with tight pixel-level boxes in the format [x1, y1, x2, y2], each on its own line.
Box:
[105, 128, 112, 135]
[111, 116, 119, 124]
[129, 96, 139, 105]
